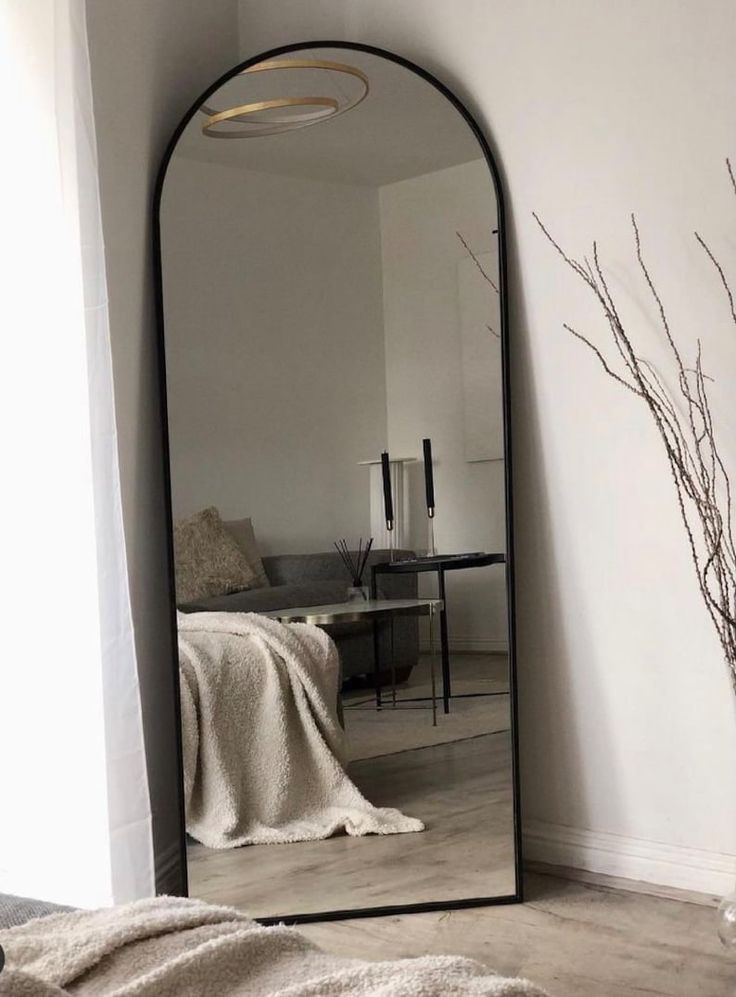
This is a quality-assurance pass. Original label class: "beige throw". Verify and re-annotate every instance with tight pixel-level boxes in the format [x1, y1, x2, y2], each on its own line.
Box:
[0, 897, 550, 996]
[178, 611, 423, 847]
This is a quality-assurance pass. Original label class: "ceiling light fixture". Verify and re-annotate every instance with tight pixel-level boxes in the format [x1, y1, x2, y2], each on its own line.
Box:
[200, 58, 370, 139]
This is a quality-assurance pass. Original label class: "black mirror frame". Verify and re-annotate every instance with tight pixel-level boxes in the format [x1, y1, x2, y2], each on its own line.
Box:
[152, 39, 522, 924]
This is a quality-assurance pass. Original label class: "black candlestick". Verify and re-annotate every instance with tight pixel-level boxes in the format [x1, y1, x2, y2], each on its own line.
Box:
[422, 438, 435, 517]
[381, 451, 394, 527]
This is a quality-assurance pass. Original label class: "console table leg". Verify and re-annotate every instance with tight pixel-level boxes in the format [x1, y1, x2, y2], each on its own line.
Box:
[429, 604, 438, 726]
[390, 618, 396, 708]
[372, 618, 382, 710]
[437, 568, 451, 713]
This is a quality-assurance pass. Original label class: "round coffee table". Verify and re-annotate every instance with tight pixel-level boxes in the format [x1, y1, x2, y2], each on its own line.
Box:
[262, 597, 444, 724]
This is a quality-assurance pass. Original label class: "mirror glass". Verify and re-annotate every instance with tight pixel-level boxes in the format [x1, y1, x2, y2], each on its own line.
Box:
[159, 45, 517, 919]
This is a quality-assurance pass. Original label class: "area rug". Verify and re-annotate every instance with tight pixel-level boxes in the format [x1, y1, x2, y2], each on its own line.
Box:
[344, 692, 510, 761]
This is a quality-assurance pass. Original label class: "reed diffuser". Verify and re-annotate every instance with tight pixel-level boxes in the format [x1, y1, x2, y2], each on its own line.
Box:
[334, 538, 374, 601]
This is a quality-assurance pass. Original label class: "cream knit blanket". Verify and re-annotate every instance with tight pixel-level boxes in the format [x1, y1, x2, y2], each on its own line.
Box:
[177, 611, 423, 847]
[0, 897, 550, 996]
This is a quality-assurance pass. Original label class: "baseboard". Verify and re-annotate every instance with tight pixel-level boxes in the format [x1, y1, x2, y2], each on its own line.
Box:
[527, 860, 720, 907]
[418, 637, 508, 653]
[523, 819, 736, 896]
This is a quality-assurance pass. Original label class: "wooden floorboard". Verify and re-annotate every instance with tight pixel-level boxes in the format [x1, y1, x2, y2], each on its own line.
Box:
[298, 871, 734, 996]
[188, 652, 516, 918]
[188, 731, 515, 917]
[186, 650, 734, 991]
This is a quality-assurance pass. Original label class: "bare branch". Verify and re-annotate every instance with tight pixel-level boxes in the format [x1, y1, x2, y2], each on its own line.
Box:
[564, 324, 640, 394]
[695, 231, 736, 327]
[456, 231, 499, 293]
[534, 163, 736, 686]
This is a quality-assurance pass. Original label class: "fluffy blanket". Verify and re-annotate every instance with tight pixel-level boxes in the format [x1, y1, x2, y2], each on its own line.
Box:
[0, 897, 550, 996]
[177, 611, 423, 847]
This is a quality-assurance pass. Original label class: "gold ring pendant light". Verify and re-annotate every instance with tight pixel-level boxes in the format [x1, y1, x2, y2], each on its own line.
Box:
[201, 59, 370, 138]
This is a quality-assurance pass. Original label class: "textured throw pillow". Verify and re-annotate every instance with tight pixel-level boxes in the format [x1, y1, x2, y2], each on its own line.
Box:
[173, 507, 256, 604]
[223, 517, 270, 589]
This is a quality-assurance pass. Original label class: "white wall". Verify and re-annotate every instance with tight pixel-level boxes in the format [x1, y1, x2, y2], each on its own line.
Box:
[238, 0, 736, 893]
[86, 0, 241, 894]
[379, 160, 507, 649]
[161, 156, 387, 553]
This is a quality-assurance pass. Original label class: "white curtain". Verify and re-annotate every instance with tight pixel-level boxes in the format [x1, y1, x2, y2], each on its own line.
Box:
[0, 0, 154, 905]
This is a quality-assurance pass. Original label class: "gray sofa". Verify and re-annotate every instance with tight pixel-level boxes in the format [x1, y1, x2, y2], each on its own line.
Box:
[179, 548, 419, 682]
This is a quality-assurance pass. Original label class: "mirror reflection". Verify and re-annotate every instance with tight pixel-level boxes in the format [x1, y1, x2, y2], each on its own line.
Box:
[160, 46, 516, 918]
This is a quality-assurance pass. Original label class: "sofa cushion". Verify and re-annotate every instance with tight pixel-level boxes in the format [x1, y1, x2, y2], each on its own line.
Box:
[262, 549, 415, 587]
[180, 579, 349, 615]
[223, 517, 270, 589]
[0, 893, 73, 929]
[173, 507, 256, 604]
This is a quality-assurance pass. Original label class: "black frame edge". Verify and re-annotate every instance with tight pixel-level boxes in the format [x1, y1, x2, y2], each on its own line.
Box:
[151, 38, 522, 919]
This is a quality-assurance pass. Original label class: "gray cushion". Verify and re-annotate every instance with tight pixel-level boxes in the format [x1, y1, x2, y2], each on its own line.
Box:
[180, 579, 348, 615]
[262, 549, 414, 587]
[173, 506, 256, 604]
[223, 518, 270, 589]
[0, 893, 72, 929]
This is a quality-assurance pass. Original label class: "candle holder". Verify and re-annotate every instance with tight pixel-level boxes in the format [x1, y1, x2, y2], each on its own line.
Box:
[427, 511, 436, 558]
[423, 438, 437, 557]
[387, 521, 395, 562]
[381, 450, 395, 561]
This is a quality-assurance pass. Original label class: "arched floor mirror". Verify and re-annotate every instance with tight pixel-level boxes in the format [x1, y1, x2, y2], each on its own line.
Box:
[153, 41, 521, 923]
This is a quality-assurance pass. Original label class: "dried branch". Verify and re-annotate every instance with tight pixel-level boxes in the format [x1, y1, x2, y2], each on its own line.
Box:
[534, 160, 736, 686]
[456, 231, 499, 293]
[456, 231, 501, 338]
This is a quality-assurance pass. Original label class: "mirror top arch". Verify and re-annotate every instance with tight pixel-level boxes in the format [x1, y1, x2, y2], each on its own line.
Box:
[157, 41, 507, 213]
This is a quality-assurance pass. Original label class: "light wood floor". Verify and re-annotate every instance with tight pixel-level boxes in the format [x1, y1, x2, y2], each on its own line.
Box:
[188, 731, 515, 917]
[298, 871, 735, 996]
[185, 648, 734, 992]
[188, 652, 515, 918]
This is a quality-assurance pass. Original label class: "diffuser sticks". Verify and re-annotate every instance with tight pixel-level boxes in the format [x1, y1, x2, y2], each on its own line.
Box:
[333, 537, 374, 587]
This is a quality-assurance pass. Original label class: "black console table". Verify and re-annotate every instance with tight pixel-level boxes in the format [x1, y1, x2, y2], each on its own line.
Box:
[370, 552, 506, 714]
